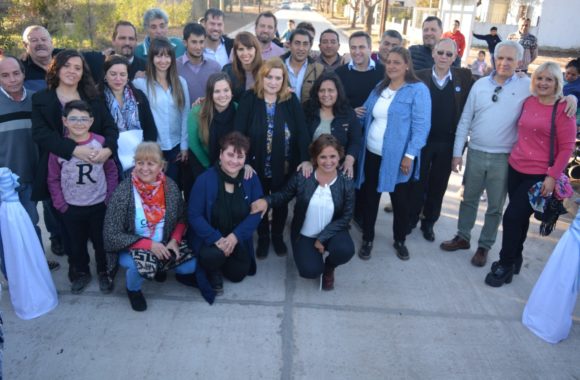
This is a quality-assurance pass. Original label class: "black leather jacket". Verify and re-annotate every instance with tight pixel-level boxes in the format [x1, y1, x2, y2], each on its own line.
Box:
[267, 171, 354, 244]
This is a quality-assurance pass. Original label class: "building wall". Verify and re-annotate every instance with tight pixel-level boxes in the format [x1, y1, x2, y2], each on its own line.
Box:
[535, 0, 580, 50]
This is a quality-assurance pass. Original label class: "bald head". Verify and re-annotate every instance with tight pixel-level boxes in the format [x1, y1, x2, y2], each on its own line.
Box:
[0, 56, 26, 100]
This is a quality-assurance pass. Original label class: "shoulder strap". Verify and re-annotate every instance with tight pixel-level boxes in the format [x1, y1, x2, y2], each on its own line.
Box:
[548, 101, 559, 167]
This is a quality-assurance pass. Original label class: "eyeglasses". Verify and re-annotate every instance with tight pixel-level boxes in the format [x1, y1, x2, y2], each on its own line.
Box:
[436, 50, 454, 58]
[66, 116, 92, 124]
[492, 86, 503, 102]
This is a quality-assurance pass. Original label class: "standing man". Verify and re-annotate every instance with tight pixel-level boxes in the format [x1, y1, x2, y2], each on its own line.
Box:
[507, 18, 538, 74]
[442, 20, 466, 62]
[316, 29, 344, 71]
[255, 11, 285, 60]
[372, 29, 403, 66]
[135, 8, 186, 60]
[281, 29, 324, 103]
[0, 55, 60, 273]
[335, 31, 385, 113]
[111, 21, 146, 79]
[473, 26, 501, 68]
[440, 41, 530, 266]
[409, 39, 473, 241]
[409, 16, 443, 71]
[203, 8, 234, 68]
[177, 22, 221, 104]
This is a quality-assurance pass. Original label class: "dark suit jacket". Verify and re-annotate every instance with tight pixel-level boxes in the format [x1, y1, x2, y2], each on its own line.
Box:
[31, 89, 119, 201]
[128, 57, 147, 80]
[416, 67, 474, 130]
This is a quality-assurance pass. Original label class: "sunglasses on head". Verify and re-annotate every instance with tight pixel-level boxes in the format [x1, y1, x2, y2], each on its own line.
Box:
[436, 50, 454, 58]
[492, 86, 503, 102]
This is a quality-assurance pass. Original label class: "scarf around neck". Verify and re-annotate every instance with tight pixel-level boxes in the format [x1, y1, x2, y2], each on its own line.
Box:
[105, 86, 141, 132]
[132, 171, 166, 237]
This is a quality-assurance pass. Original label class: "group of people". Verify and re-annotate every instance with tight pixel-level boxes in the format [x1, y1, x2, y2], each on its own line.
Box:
[0, 8, 577, 314]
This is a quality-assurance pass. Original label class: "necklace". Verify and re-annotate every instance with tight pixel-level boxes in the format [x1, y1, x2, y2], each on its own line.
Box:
[383, 87, 397, 100]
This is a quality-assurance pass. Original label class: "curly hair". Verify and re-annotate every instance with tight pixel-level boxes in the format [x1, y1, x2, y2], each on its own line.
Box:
[46, 49, 97, 99]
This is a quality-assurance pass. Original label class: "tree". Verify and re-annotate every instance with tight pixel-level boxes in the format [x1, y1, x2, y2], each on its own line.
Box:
[348, 0, 362, 28]
[363, 0, 381, 34]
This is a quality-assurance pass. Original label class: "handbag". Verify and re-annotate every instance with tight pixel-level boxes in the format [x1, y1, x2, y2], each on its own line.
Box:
[533, 102, 568, 236]
[129, 240, 196, 280]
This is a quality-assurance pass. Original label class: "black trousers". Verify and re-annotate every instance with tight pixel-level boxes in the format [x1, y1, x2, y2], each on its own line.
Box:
[199, 244, 251, 282]
[390, 181, 413, 243]
[182, 151, 207, 203]
[258, 177, 288, 238]
[498, 166, 545, 266]
[360, 151, 383, 242]
[291, 231, 354, 279]
[61, 202, 107, 278]
[408, 142, 454, 226]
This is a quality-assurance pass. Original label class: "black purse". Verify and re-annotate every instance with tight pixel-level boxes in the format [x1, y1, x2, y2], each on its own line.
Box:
[533, 102, 568, 236]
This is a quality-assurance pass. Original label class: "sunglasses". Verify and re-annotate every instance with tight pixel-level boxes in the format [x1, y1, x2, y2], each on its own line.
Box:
[492, 86, 503, 102]
[436, 50, 454, 58]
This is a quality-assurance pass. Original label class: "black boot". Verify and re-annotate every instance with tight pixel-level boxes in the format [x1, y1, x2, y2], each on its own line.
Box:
[208, 271, 224, 296]
[271, 234, 287, 256]
[256, 235, 270, 259]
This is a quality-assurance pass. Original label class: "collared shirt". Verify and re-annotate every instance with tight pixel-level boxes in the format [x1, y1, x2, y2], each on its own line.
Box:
[315, 53, 343, 71]
[285, 57, 308, 101]
[488, 71, 518, 87]
[347, 58, 376, 71]
[431, 67, 453, 88]
[132, 77, 190, 151]
[0, 86, 27, 102]
[261, 42, 285, 60]
[177, 54, 221, 103]
[204, 38, 230, 68]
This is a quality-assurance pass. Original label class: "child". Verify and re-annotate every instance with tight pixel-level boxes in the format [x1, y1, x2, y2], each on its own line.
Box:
[473, 26, 501, 68]
[47, 100, 118, 294]
[563, 58, 580, 126]
[470, 51, 488, 77]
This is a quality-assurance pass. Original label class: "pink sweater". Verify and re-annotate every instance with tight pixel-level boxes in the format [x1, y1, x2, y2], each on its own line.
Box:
[509, 97, 576, 178]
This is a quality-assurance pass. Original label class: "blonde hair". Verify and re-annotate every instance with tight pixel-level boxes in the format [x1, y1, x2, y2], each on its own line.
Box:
[253, 57, 291, 102]
[134, 142, 166, 168]
[531, 62, 564, 98]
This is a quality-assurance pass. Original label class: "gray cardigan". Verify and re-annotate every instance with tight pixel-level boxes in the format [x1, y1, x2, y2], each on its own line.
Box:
[103, 177, 185, 253]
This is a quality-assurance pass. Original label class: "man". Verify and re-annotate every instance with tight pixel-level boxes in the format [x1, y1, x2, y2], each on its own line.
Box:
[409, 39, 473, 242]
[473, 26, 501, 68]
[134, 8, 186, 60]
[440, 41, 533, 266]
[281, 29, 324, 103]
[372, 29, 403, 66]
[111, 21, 146, 79]
[0, 55, 59, 273]
[335, 31, 385, 113]
[409, 16, 443, 71]
[203, 8, 234, 68]
[316, 29, 343, 71]
[21, 25, 105, 90]
[442, 20, 466, 60]
[255, 11, 285, 60]
[177, 22, 221, 104]
[507, 18, 537, 74]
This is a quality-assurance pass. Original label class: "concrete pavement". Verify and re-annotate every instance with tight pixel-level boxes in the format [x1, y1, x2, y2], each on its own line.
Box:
[2, 11, 580, 380]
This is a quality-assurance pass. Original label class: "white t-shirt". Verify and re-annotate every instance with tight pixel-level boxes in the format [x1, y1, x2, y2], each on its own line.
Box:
[366, 87, 397, 155]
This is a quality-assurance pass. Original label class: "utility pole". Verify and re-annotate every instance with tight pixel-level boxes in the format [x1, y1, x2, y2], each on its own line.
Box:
[379, 0, 389, 36]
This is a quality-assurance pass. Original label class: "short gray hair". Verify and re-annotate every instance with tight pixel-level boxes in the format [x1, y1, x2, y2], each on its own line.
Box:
[494, 40, 524, 61]
[531, 61, 564, 98]
[143, 8, 169, 29]
[382, 29, 402, 42]
[435, 38, 457, 54]
[22, 25, 50, 43]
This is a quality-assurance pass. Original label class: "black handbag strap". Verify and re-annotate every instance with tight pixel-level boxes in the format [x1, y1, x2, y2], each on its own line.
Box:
[548, 101, 559, 167]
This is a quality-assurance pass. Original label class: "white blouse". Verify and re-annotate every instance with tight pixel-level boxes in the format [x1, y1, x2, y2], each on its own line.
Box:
[366, 87, 396, 156]
[300, 175, 337, 238]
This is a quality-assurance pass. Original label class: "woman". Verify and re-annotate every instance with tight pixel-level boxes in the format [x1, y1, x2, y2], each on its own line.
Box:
[133, 37, 190, 185]
[103, 142, 197, 311]
[188, 132, 263, 295]
[252, 134, 355, 290]
[355, 47, 431, 261]
[235, 57, 311, 259]
[485, 62, 576, 287]
[187, 72, 237, 182]
[304, 71, 362, 178]
[100, 54, 157, 177]
[222, 32, 263, 102]
[31, 50, 119, 281]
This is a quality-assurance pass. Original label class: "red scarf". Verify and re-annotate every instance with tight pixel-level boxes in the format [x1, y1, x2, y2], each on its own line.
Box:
[131, 171, 166, 237]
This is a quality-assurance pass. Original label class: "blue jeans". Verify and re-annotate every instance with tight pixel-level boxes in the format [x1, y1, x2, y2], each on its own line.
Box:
[119, 252, 197, 291]
[0, 183, 42, 277]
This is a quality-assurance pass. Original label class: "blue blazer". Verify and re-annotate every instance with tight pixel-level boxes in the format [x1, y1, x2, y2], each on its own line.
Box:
[355, 81, 431, 192]
[188, 166, 263, 275]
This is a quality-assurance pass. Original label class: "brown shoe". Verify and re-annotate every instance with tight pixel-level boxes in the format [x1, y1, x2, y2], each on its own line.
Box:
[322, 265, 335, 291]
[440, 236, 470, 251]
[471, 247, 488, 267]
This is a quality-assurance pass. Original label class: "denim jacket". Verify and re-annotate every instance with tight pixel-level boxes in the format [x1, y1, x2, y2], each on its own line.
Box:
[355, 81, 431, 192]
